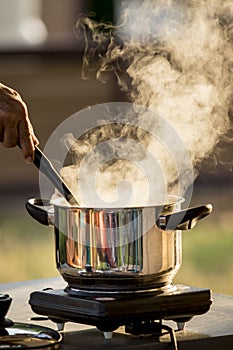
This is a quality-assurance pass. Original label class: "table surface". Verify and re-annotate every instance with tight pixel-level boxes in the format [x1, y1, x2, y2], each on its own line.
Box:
[1, 277, 233, 350]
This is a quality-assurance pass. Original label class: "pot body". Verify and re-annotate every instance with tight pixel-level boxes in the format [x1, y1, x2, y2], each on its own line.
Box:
[53, 198, 183, 294]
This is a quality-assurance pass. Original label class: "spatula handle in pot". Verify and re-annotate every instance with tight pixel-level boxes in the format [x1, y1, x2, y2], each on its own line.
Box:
[33, 146, 79, 206]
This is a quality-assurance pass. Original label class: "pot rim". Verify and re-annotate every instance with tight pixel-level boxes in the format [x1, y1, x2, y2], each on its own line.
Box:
[49, 194, 185, 210]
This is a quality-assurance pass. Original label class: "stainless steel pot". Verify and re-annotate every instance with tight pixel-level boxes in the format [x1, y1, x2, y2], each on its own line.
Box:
[26, 197, 212, 295]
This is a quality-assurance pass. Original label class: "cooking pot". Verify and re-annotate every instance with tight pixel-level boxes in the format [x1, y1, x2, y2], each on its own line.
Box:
[25, 197, 212, 295]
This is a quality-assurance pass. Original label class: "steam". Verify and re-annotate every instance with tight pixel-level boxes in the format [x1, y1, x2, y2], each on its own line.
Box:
[55, 0, 233, 207]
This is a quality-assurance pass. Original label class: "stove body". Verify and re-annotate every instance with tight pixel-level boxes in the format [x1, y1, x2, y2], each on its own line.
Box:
[29, 284, 212, 335]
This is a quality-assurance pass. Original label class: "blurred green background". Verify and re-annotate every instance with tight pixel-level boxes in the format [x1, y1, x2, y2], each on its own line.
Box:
[0, 0, 232, 295]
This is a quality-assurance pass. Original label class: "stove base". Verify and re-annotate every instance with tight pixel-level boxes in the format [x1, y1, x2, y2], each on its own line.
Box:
[29, 284, 212, 334]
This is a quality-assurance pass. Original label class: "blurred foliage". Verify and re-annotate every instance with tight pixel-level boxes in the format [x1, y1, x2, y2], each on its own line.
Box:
[0, 212, 58, 283]
[175, 211, 233, 295]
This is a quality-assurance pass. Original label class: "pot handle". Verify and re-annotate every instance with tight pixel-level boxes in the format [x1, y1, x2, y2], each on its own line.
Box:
[25, 198, 54, 226]
[157, 204, 213, 231]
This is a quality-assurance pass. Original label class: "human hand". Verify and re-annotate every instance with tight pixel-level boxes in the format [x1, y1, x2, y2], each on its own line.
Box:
[0, 83, 39, 163]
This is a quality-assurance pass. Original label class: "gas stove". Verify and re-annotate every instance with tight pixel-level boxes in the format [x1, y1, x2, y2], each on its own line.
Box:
[29, 284, 212, 348]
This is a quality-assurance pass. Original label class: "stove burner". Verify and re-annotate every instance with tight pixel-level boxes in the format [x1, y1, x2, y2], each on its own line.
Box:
[65, 281, 177, 298]
[29, 284, 212, 348]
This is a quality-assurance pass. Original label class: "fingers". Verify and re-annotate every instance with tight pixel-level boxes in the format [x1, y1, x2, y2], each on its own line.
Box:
[1, 118, 18, 148]
[0, 111, 39, 163]
[0, 117, 38, 163]
[17, 99, 39, 162]
[18, 118, 39, 163]
[0, 84, 39, 162]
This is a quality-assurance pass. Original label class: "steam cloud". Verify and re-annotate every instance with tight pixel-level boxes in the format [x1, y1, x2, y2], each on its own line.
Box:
[56, 0, 233, 207]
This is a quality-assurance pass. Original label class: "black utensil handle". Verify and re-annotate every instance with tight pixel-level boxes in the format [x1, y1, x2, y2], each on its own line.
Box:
[34, 146, 78, 206]
[25, 198, 53, 226]
[157, 204, 213, 231]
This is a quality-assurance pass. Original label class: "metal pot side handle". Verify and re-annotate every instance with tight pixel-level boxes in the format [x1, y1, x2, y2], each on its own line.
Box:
[25, 198, 54, 226]
[157, 204, 213, 231]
